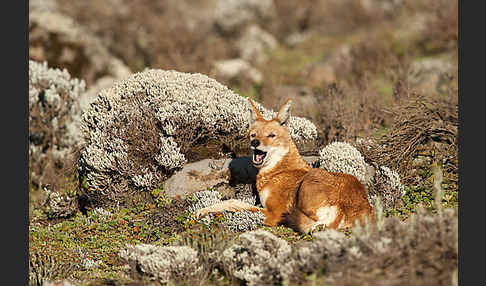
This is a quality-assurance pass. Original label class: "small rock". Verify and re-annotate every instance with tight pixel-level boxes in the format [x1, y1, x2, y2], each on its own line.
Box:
[212, 58, 263, 84]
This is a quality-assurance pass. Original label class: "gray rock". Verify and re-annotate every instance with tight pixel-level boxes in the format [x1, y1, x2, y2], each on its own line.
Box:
[164, 158, 232, 199]
[212, 58, 263, 84]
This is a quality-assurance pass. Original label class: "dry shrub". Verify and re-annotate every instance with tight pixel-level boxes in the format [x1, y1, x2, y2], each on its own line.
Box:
[406, 0, 458, 55]
[55, 0, 159, 72]
[174, 225, 238, 284]
[273, 0, 392, 39]
[337, 28, 413, 89]
[314, 83, 391, 144]
[221, 229, 294, 286]
[119, 244, 203, 285]
[338, 0, 457, 88]
[356, 93, 458, 187]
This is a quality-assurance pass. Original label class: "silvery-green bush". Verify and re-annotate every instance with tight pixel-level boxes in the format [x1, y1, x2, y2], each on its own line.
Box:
[120, 244, 202, 285]
[290, 207, 458, 286]
[221, 229, 294, 286]
[78, 69, 318, 207]
[29, 60, 85, 191]
[318, 141, 368, 184]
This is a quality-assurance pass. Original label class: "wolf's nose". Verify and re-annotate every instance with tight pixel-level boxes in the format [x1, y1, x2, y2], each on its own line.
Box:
[251, 139, 260, 148]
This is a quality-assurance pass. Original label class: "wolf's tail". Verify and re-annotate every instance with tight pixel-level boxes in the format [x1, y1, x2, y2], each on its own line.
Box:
[281, 207, 316, 233]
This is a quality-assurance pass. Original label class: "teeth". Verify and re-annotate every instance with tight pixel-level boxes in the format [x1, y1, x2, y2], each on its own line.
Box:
[252, 150, 266, 165]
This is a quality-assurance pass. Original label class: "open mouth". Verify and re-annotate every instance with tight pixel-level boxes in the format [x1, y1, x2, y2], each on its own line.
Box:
[252, 149, 267, 166]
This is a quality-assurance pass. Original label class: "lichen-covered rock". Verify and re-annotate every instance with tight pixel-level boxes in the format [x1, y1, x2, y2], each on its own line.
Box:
[221, 229, 294, 286]
[29, 60, 86, 191]
[78, 69, 318, 207]
[163, 158, 233, 199]
[119, 244, 202, 285]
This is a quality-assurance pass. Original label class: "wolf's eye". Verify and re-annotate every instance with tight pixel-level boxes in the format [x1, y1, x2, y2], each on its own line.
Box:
[250, 133, 256, 138]
[267, 133, 276, 138]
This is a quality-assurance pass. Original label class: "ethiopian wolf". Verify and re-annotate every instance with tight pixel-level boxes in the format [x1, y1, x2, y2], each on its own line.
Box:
[196, 99, 375, 233]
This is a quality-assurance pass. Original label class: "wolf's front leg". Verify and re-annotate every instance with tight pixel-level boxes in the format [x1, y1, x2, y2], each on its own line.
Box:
[195, 199, 264, 218]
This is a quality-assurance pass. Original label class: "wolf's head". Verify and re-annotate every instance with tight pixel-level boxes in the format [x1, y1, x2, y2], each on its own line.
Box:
[247, 99, 293, 170]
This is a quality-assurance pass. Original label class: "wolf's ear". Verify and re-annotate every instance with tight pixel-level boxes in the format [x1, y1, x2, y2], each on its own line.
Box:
[248, 98, 263, 125]
[276, 99, 292, 125]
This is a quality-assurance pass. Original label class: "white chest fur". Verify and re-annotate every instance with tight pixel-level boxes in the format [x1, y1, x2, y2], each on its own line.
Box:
[259, 188, 270, 208]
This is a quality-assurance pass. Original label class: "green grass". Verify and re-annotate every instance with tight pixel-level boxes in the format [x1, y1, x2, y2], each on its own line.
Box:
[29, 204, 181, 285]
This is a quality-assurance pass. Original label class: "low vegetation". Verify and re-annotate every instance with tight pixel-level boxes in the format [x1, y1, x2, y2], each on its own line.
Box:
[29, 0, 458, 285]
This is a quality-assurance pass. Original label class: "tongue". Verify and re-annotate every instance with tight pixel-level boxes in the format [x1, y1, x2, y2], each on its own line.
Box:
[255, 154, 264, 163]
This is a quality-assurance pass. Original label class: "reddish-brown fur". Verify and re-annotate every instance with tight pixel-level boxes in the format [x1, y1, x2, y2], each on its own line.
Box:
[196, 99, 375, 233]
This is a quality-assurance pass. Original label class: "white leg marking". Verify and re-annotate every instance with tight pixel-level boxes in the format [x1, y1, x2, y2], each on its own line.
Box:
[312, 206, 338, 230]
